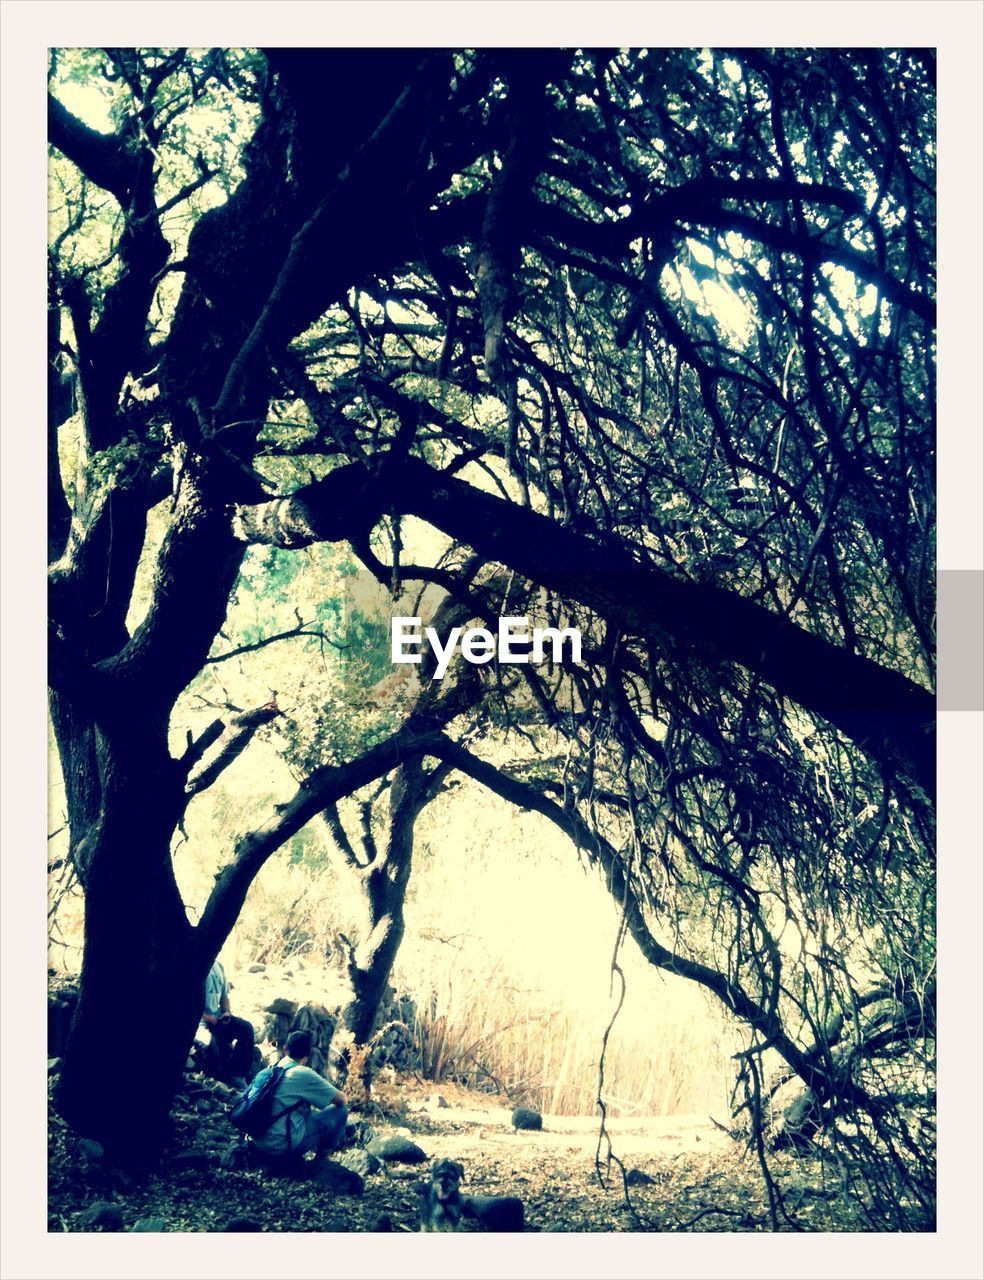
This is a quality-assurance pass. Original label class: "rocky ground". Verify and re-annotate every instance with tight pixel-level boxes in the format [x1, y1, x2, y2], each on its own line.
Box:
[47, 963, 878, 1233]
[48, 1064, 868, 1234]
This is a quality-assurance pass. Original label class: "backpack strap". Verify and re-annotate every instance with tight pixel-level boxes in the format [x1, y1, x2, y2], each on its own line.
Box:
[270, 1099, 306, 1124]
[265, 1061, 308, 1151]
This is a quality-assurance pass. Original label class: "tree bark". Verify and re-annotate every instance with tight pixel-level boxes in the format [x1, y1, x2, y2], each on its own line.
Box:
[340, 759, 439, 1044]
[54, 719, 202, 1161]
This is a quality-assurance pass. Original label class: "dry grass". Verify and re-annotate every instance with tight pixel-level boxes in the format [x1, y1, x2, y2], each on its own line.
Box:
[399, 951, 731, 1118]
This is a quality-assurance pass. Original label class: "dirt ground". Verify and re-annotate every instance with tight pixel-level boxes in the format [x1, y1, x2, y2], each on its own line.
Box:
[48, 1063, 866, 1234]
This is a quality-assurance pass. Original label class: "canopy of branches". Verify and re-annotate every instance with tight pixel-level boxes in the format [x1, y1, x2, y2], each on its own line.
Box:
[48, 47, 935, 1227]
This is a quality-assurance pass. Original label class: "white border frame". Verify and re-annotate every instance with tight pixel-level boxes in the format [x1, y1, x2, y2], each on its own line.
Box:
[2, 4, 981, 1278]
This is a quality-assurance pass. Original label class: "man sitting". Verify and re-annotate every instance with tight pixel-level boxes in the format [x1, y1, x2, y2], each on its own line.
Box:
[199, 958, 255, 1088]
[250, 1029, 350, 1166]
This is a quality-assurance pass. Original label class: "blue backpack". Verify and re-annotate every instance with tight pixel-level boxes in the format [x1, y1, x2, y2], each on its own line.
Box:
[229, 1064, 303, 1139]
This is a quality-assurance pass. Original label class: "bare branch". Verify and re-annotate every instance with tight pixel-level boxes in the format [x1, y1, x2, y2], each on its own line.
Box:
[184, 701, 282, 798]
[206, 618, 345, 665]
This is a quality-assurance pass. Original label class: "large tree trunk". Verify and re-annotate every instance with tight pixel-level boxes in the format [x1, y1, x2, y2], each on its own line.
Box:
[53, 719, 207, 1162]
[58, 919, 202, 1162]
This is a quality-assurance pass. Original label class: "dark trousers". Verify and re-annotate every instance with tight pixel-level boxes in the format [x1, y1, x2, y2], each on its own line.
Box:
[207, 1015, 255, 1080]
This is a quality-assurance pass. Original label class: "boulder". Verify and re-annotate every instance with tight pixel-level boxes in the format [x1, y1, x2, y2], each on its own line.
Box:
[464, 1195, 525, 1232]
[368, 1135, 427, 1164]
[263, 1001, 336, 1076]
[264, 997, 298, 1018]
[334, 1147, 382, 1179]
[311, 1159, 364, 1196]
[78, 1200, 124, 1232]
[511, 1106, 543, 1132]
[130, 1217, 167, 1232]
[77, 1139, 105, 1163]
[222, 1217, 264, 1232]
[368, 993, 420, 1072]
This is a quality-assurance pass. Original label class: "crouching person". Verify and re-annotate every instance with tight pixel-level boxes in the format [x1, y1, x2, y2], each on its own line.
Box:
[251, 1030, 350, 1170]
[199, 959, 255, 1089]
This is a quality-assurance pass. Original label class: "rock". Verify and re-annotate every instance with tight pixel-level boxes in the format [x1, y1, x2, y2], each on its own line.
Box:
[170, 1149, 212, 1172]
[334, 1147, 382, 1179]
[263, 1001, 335, 1075]
[368, 1135, 427, 1164]
[373, 990, 420, 1072]
[311, 1160, 364, 1196]
[248, 964, 266, 973]
[77, 1138, 105, 1162]
[222, 1217, 263, 1232]
[78, 1201, 124, 1232]
[511, 1106, 543, 1132]
[264, 997, 298, 1017]
[465, 1194, 525, 1232]
[130, 1217, 167, 1232]
[625, 1168, 655, 1187]
[47, 1057, 62, 1075]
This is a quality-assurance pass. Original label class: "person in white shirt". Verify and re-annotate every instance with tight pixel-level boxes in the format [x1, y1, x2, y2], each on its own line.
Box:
[251, 1029, 350, 1159]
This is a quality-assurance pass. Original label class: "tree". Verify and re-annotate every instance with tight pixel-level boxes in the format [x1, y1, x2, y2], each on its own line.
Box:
[48, 43, 935, 1214]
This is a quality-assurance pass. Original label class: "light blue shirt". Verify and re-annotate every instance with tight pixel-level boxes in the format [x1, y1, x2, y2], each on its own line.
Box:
[203, 961, 227, 1019]
[252, 1058, 343, 1155]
